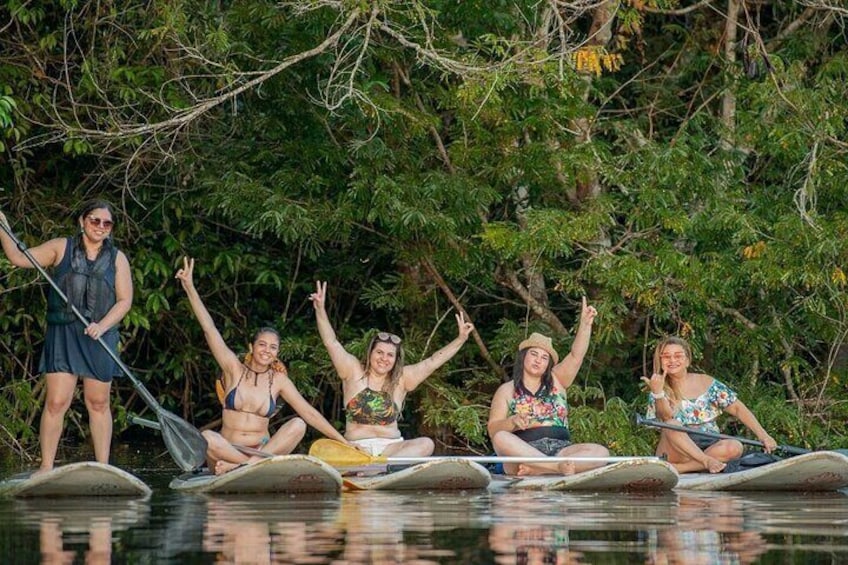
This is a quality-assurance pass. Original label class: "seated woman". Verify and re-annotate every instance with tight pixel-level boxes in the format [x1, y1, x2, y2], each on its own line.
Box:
[309, 281, 474, 457]
[488, 297, 608, 476]
[641, 336, 777, 474]
[176, 257, 348, 474]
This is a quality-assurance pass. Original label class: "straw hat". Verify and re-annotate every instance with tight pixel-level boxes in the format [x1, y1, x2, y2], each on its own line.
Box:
[518, 332, 559, 365]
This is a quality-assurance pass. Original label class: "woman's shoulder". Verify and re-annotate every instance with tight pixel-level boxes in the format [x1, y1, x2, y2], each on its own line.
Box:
[493, 380, 515, 397]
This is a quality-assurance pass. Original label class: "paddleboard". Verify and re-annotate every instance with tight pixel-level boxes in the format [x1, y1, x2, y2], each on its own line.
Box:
[342, 458, 491, 491]
[169, 454, 342, 494]
[676, 451, 848, 491]
[0, 462, 151, 498]
[498, 459, 679, 492]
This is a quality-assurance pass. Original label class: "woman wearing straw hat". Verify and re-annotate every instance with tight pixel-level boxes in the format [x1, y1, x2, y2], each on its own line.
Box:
[487, 297, 608, 475]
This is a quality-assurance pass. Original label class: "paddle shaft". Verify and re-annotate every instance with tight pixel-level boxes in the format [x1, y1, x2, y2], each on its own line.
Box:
[130, 416, 273, 459]
[0, 220, 207, 470]
[634, 414, 810, 456]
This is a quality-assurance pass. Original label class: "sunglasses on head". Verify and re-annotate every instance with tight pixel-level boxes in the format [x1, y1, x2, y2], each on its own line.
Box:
[87, 216, 114, 229]
[376, 332, 402, 345]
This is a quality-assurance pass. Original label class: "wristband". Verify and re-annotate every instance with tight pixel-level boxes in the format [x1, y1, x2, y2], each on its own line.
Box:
[650, 391, 666, 400]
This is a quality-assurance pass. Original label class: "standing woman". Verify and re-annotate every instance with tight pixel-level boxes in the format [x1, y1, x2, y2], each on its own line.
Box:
[176, 258, 348, 474]
[310, 281, 474, 457]
[641, 336, 777, 473]
[0, 201, 132, 471]
[488, 297, 608, 476]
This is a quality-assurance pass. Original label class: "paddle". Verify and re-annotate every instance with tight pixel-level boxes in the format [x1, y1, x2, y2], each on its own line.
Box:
[308, 438, 660, 468]
[129, 415, 273, 459]
[633, 414, 815, 456]
[0, 220, 207, 472]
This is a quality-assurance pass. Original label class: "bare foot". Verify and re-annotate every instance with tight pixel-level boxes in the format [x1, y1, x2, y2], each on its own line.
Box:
[516, 463, 563, 476]
[557, 461, 577, 475]
[214, 460, 246, 475]
[703, 456, 726, 473]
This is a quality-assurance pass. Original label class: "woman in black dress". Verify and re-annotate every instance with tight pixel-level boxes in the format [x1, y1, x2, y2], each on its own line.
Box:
[0, 200, 133, 471]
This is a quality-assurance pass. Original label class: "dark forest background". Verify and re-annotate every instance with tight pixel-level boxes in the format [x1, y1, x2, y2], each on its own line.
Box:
[1, 0, 846, 464]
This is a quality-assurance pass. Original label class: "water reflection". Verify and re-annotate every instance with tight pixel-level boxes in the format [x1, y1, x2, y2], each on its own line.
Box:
[649, 493, 767, 565]
[487, 489, 848, 564]
[14, 497, 150, 564]
[3, 481, 848, 563]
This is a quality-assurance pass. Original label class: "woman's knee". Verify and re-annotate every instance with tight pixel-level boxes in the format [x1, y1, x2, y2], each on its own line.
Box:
[84, 395, 110, 414]
[280, 417, 307, 438]
[711, 440, 743, 460]
[44, 394, 73, 415]
[491, 431, 515, 452]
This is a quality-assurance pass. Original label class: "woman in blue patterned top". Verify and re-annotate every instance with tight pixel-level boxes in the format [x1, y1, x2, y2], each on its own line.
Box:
[642, 336, 777, 473]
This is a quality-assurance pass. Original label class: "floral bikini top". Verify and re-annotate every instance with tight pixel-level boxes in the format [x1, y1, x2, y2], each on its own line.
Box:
[646, 378, 738, 433]
[508, 383, 569, 429]
[346, 388, 400, 426]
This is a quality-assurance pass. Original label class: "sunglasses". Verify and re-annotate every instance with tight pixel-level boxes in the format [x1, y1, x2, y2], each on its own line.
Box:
[87, 216, 114, 229]
[660, 353, 686, 361]
[375, 332, 402, 345]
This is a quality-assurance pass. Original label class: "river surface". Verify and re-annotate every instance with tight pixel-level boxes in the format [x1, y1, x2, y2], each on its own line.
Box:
[1, 448, 848, 564]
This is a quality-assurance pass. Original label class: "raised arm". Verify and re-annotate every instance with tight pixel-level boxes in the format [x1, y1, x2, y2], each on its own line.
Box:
[175, 256, 241, 376]
[402, 312, 474, 392]
[0, 212, 64, 268]
[309, 280, 361, 380]
[278, 377, 348, 444]
[552, 296, 597, 389]
[724, 400, 777, 453]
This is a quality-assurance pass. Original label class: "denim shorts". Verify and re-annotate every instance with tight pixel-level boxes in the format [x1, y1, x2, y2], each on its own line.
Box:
[528, 437, 572, 456]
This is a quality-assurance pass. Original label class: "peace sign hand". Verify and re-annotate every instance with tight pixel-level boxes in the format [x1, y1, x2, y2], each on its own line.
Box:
[455, 311, 474, 340]
[580, 296, 598, 326]
[309, 280, 327, 312]
[175, 256, 195, 292]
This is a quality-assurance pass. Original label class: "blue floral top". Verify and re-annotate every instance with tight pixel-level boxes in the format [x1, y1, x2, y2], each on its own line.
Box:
[646, 378, 738, 433]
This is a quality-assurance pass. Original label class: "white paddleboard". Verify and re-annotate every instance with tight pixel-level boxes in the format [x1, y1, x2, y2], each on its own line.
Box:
[343, 458, 491, 491]
[0, 462, 151, 498]
[169, 454, 342, 494]
[676, 451, 848, 491]
[500, 459, 679, 492]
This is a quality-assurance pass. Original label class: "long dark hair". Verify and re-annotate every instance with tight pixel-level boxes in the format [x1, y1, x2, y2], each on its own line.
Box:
[513, 348, 554, 397]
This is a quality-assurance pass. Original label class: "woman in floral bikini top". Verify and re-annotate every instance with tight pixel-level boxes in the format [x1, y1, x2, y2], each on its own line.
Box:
[488, 297, 609, 476]
[641, 336, 777, 474]
[311, 280, 474, 458]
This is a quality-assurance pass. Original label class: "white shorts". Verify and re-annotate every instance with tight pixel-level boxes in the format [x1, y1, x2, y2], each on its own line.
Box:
[350, 437, 405, 456]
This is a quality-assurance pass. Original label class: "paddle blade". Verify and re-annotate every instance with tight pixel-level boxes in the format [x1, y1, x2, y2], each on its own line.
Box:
[309, 439, 382, 467]
[158, 410, 208, 472]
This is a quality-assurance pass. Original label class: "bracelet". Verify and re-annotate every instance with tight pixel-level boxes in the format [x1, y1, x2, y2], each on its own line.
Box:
[650, 391, 666, 400]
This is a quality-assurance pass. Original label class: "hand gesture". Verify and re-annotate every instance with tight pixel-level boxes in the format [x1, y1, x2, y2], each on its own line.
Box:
[84, 321, 106, 340]
[759, 433, 777, 453]
[175, 256, 195, 292]
[455, 311, 474, 340]
[640, 369, 666, 396]
[510, 411, 532, 432]
[309, 281, 327, 312]
[580, 296, 598, 326]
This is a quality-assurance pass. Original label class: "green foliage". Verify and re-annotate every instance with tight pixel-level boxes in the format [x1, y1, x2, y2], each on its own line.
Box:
[0, 0, 846, 458]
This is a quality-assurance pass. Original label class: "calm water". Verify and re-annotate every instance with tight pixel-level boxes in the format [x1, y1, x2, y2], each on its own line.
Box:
[1, 449, 848, 564]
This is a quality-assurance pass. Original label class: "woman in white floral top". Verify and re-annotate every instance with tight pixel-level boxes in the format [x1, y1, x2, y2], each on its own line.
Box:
[641, 337, 777, 474]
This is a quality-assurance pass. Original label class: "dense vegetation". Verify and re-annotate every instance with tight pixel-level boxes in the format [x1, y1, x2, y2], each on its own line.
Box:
[1, 1, 846, 463]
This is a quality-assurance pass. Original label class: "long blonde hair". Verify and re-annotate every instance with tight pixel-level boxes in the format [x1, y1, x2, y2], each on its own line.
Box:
[652, 336, 693, 405]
